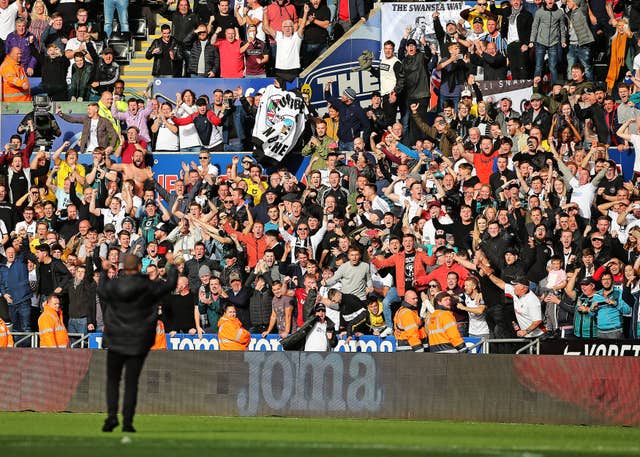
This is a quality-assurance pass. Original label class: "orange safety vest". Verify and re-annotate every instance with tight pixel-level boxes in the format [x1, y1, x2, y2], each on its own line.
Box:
[427, 309, 464, 353]
[150, 320, 168, 350]
[0, 55, 31, 102]
[217, 316, 250, 351]
[0, 318, 14, 348]
[38, 304, 69, 348]
[393, 305, 427, 351]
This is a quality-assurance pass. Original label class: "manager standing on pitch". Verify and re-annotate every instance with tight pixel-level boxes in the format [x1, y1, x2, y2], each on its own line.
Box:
[99, 255, 178, 433]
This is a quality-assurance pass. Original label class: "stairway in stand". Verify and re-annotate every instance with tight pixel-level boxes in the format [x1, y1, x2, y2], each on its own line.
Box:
[118, 15, 171, 93]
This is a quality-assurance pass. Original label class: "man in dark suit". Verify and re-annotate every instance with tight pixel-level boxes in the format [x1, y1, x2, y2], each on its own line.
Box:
[99, 255, 177, 433]
[55, 102, 118, 153]
[500, 0, 533, 79]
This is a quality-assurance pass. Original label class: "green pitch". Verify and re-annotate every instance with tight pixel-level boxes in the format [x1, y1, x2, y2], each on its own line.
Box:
[0, 412, 638, 456]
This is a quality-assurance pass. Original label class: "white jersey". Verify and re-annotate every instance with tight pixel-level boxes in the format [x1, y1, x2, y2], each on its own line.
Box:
[464, 293, 489, 336]
[378, 55, 400, 96]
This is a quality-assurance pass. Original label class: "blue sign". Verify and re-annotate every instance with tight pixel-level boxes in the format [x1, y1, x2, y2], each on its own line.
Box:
[88, 332, 481, 352]
[299, 10, 381, 113]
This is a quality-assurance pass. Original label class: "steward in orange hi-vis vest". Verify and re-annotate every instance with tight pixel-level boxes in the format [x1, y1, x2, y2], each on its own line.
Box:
[0, 318, 14, 347]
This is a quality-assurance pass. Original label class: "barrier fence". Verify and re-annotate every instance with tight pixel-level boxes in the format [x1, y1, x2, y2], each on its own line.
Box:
[1, 349, 639, 426]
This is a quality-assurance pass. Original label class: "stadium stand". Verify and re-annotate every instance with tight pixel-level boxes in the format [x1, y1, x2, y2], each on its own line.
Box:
[0, 0, 639, 354]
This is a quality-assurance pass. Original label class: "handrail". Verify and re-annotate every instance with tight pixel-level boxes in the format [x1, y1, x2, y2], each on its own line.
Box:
[482, 338, 530, 354]
[459, 337, 485, 353]
[69, 333, 90, 348]
[515, 336, 543, 355]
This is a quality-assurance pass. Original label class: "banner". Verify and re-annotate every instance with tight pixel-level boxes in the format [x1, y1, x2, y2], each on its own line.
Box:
[299, 9, 381, 115]
[476, 79, 534, 115]
[381, 2, 466, 55]
[88, 332, 482, 353]
[539, 339, 640, 357]
[252, 85, 308, 164]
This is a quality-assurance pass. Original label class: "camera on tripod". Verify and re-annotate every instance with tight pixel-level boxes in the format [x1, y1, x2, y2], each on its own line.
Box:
[32, 95, 57, 150]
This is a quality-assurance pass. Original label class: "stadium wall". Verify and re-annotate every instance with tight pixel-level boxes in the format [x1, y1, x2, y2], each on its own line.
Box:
[1, 349, 638, 426]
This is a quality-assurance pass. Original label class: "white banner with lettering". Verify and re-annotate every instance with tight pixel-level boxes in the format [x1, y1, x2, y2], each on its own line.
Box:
[381, 2, 466, 52]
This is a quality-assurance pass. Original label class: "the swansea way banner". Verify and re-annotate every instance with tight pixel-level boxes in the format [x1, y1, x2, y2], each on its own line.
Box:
[381, 2, 466, 54]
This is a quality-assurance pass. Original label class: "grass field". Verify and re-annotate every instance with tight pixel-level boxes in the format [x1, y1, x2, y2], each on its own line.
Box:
[0, 412, 638, 456]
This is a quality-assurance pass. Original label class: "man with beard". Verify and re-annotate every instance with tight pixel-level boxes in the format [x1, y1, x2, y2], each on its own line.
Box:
[106, 149, 153, 197]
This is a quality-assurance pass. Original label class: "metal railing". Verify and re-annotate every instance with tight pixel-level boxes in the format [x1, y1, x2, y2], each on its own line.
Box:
[482, 338, 540, 355]
[5, 332, 90, 348]
[515, 336, 543, 355]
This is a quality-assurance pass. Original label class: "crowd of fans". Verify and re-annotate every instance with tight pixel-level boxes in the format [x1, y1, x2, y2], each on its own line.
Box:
[1, 0, 640, 352]
[0, 0, 373, 101]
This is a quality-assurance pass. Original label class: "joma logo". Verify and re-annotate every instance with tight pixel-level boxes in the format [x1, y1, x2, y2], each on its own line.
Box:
[237, 352, 383, 416]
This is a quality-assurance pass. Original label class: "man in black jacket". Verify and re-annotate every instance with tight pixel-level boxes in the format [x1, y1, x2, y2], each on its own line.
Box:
[99, 255, 178, 433]
[500, 0, 533, 79]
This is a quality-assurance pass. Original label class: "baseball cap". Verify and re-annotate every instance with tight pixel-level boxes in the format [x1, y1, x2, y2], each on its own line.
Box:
[473, 17, 484, 24]
[104, 223, 116, 233]
[461, 89, 472, 98]
[122, 216, 135, 226]
[102, 47, 114, 55]
[446, 19, 456, 25]
[405, 38, 418, 47]
[144, 199, 157, 207]
[529, 93, 544, 101]
[314, 303, 326, 312]
[155, 222, 168, 232]
[228, 272, 242, 282]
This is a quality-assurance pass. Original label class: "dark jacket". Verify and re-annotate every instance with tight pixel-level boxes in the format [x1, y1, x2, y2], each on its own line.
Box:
[146, 37, 183, 77]
[325, 93, 371, 143]
[26, 253, 72, 296]
[41, 55, 69, 90]
[280, 314, 337, 351]
[247, 274, 273, 329]
[159, 7, 199, 43]
[186, 36, 220, 76]
[499, 4, 533, 44]
[91, 60, 120, 95]
[99, 268, 178, 355]
[67, 258, 96, 319]
[69, 62, 94, 100]
[520, 107, 552, 137]
[398, 39, 433, 100]
[470, 52, 507, 81]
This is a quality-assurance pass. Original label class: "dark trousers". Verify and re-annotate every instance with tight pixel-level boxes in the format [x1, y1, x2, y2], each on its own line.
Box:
[507, 41, 532, 80]
[106, 350, 148, 427]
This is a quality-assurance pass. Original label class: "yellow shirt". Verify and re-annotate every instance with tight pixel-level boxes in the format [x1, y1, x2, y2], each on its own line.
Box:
[243, 178, 268, 205]
[57, 161, 86, 194]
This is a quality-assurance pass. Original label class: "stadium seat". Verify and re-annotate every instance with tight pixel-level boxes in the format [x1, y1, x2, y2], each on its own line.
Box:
[108, 41, 131, 65]
[131, 18, 148, 40]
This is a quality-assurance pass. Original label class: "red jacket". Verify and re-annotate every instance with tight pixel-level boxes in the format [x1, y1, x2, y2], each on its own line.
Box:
[223, 222, 267, 268]
[371, 250, 430, 296]
[424, 262, 469, 290]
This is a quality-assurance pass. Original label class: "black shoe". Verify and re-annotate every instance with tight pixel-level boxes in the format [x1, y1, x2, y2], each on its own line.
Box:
[102, 417, 119, 432]
[122, 424, 136, 433]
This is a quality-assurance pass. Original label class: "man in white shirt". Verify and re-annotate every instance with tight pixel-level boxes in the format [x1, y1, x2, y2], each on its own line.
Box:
[64, 23, 96, 81]
[263, 4, 308, 81]
[303, 303, 337, 351]
[0, 0, 25, 41]
[481, 269, 544, 338]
